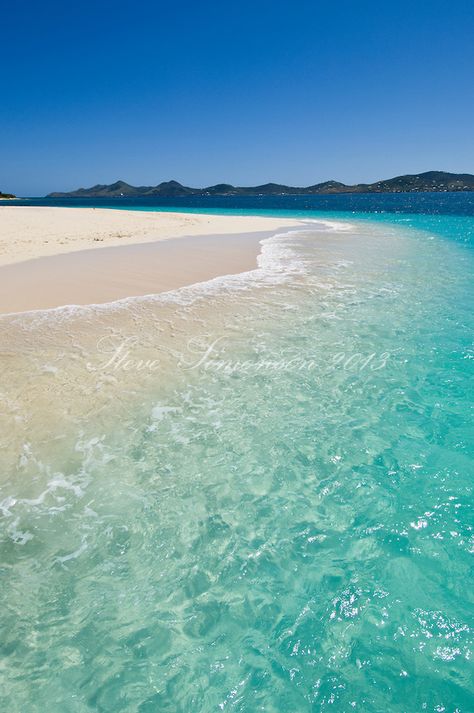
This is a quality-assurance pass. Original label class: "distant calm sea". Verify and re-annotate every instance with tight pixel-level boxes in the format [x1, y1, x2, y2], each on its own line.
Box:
[1, 193, 473, 711]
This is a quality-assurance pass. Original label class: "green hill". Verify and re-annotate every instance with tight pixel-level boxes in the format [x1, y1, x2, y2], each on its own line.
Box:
[48, 171, 474, 198]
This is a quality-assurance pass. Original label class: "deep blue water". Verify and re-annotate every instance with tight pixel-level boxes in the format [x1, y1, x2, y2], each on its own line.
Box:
[8, 190, 474, 217]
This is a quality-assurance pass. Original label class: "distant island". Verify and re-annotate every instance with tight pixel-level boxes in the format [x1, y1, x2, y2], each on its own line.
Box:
[0, 190, 16, 199]
[48, 171, 474, 198]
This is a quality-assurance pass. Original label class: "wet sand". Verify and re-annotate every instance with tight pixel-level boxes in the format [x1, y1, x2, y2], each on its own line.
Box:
[0, 228, 299, 314]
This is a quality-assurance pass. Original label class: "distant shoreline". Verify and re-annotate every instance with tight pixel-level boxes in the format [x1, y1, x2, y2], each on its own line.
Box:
[45, 171, 474, 198]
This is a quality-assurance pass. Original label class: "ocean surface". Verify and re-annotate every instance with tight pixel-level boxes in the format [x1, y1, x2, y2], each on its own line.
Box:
[0, 194, 473, 711]
[9, 190, 474, 216]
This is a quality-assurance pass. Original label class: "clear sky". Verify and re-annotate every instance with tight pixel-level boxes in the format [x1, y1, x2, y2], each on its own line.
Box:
[1, 0, 473, 196]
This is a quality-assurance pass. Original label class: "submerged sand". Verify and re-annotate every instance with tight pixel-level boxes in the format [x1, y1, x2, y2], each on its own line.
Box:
[0, 214, 343, 483]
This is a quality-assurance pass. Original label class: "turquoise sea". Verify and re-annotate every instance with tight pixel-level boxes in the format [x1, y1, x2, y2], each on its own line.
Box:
[0, 196, 473, 711]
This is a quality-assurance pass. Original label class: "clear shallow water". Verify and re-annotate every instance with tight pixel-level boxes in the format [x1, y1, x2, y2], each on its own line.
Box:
[0, 212, 473, 711]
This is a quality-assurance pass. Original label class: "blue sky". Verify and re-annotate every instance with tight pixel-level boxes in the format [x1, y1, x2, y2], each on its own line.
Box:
[1, 0, 473, 195]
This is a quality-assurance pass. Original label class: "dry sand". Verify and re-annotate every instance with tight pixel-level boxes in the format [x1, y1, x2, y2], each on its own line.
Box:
[0, 207, 302, 313]
[0, 206, 301, 266]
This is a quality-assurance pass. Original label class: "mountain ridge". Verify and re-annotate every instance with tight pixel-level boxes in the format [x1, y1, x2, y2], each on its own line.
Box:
[47, 171, 474, 198]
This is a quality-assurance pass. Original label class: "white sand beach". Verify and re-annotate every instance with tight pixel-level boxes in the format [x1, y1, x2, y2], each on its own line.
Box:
[0, 206, 301, 266]
[0, 207, 302, 313]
